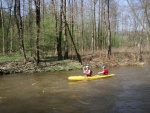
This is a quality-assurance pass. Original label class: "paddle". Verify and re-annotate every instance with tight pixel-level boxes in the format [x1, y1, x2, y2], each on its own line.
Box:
[83, 66, 87, 80]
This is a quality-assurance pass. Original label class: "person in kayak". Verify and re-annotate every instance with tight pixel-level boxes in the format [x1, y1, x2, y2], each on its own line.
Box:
[98, 66, 109, 75]
[83, 66, 92, 77]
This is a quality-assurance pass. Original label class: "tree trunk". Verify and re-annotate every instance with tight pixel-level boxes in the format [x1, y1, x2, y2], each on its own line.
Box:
[63, 4, 82, 64]
[65, 20, 82, 64]
[28, 0, 34, 57]
[138, 14, 145, 62]
[14, 0, 26, 61]
[51, 0, 58, 55]
[63, 0, 69, 59]
[5, 0, 13, 54]
[81, 0, 84, 53]
[106, 0, 111, 57]
[94, 0, 97, 51]
[41, 0, 45, 58]
[0, 0, 5, 55]
[91, 0, 95, 53]
[97, 0, 101, 49]
[34, 0, 41, 65]
[57, 0, 63, 60]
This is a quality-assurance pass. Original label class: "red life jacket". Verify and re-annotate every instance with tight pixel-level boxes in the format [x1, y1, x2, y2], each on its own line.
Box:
[103, 69, 108, 75]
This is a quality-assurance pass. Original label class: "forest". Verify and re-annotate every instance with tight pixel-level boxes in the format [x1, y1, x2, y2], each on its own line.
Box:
[0, 0, 150, 74]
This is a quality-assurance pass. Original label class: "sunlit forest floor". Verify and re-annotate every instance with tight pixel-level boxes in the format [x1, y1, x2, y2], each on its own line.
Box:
[83, 51, 150, 67]
[0, 48, 150, 75]
[82, 47, 150, 67]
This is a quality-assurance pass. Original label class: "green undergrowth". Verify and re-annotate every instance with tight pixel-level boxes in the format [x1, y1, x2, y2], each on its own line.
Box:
[43, 60, 82, 72]
[0, 54, 22, 63]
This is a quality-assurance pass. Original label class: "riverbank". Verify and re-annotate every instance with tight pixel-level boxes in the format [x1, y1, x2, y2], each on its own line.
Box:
[0, 52, 150, 75]
[0, 60, 82, 75]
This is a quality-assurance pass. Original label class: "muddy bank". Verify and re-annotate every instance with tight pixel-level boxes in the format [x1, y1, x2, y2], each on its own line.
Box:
[0, 52, 150, 75]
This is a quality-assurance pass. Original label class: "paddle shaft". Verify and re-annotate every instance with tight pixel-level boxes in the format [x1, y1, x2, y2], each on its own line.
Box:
[83, 66, 87, 79]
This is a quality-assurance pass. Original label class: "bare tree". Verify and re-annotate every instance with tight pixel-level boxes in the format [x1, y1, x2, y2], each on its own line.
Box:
[64, 19, 82, 64]
[97, 0, 101, 49]
[91, 0, 96, 53]
[51, 0, 58, 55]
[141, 0, 150, 48]
[63, 0, 69, 59]
[126, 0, 146, 61]
[34, 0, 41, 65]
[94, 0, 98, 51]
[0, 0, 5, 55]
[28, 0, 34, 57]
[106, 0, 111, 57]
[57, 0, 63, 60]
[14, 0, 26, 61]
[5, 0, 13, 54]
[64, 0, 82, 64]
[81, 0, 84, 53]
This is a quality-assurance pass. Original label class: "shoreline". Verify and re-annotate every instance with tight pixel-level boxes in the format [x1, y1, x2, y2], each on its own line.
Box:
[0, 52, 149, 75]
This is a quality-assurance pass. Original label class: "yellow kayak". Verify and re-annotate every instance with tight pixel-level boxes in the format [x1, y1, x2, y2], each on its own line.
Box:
[68, 74, 115, 81]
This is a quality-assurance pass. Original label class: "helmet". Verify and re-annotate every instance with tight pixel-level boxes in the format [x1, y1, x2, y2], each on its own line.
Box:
[85, 66, 89, 68]
[102, 66, 106, 69]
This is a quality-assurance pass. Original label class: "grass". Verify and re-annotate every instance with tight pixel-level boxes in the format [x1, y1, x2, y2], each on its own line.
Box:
[0, 53, 82, 74]
[43, 60, 82, 72]
[0, 54, 23, 63]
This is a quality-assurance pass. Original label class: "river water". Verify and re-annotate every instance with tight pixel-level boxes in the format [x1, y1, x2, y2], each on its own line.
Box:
[0, 65, 150, 113]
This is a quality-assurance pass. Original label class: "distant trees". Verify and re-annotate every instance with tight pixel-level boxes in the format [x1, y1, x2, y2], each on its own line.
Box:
[126, 0, 150, 61]
[0, 0, 149, 63]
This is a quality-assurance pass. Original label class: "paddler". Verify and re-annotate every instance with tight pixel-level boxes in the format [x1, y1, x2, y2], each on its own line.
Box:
[83, 66, 92, 77]
[98, 66, 109, 75]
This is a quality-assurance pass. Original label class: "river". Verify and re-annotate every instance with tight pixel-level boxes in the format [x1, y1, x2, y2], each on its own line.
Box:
[0, 65, 150, 113]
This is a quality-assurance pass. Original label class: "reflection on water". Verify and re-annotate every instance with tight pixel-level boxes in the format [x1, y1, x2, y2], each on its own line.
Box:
[0, 65, 150, 113]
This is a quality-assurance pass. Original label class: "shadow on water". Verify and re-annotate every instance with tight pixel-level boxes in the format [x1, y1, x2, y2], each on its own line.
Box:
[0, 65, 150, 113]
